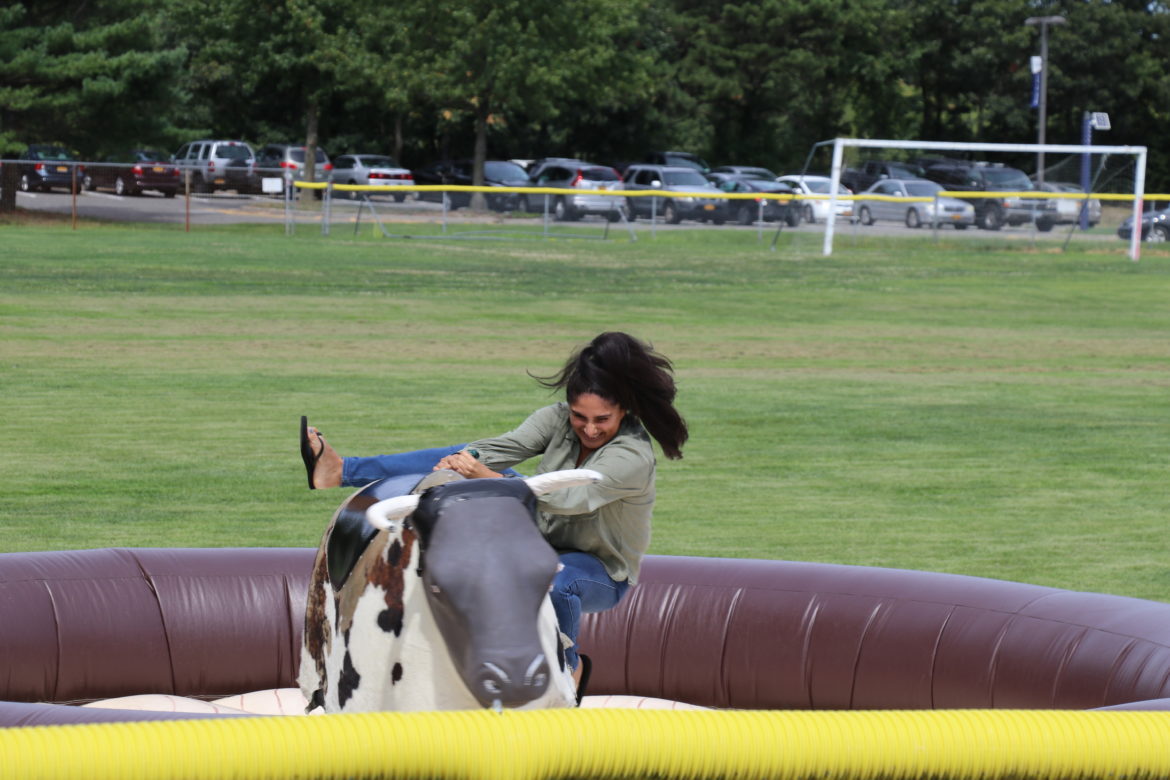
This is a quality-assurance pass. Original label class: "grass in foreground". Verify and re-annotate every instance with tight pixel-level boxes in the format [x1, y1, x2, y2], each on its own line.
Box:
[2, 219, 1168, 602]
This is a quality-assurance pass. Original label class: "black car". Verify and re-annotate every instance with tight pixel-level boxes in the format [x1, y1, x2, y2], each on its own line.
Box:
[17, 144, 84, 193]
[83, 149, 180, 197]
[412, 159, 529, 210]
[1117, 203, 1170, 243]
[708, 174, 799, 226]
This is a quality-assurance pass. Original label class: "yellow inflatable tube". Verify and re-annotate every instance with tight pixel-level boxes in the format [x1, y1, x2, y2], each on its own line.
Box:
[4, 708, 1170, 780]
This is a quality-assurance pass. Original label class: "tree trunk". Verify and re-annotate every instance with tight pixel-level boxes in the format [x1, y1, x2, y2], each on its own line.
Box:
[0, 162, 17, 213]
[470, 102, 489, 211]
[305, 98, 319, 184]
[393, 115, 403, 162]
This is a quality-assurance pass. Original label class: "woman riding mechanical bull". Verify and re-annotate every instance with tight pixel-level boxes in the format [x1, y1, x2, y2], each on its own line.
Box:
[300, 331, 689, 688]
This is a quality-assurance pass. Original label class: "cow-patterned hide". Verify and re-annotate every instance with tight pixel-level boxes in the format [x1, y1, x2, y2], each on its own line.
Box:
[299, 483, 577, 712]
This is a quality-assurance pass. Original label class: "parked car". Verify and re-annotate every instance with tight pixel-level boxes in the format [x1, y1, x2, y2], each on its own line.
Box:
[82, 150, 180, 198]
[521, 158, 625, 221]
[412, 159, 529, 210]
[710, 165, 778, 180]
[622, 164, 727, 224]
[1033, 181, 1102, 227]
[1117, 203, 1170, 242]
[707, 173, 798, 225]
[856, 178, 975, 229]
[330, 154, 414, 201]
[840, 160, 926, 194]
[776, 174, 855, 223]
[643, 151, 711, 174]
[254, 144, 332, 185]
[171, 139, 256, 194]
[922, 160, 1055, 230]
[16, 144, 83, 193]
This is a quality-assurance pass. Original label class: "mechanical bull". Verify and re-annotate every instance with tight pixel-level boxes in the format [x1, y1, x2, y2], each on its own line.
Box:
[299, 468, 601, 712]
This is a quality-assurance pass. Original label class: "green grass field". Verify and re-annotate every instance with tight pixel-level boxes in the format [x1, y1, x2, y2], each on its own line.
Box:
[2, 216, 1168, 602]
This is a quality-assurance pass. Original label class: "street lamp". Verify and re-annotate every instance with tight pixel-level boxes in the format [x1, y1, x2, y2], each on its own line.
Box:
[1025, 15, 1066, 185]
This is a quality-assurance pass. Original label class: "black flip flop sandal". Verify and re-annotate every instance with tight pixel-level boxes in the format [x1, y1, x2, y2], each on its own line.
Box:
[300, 415, 325, 490]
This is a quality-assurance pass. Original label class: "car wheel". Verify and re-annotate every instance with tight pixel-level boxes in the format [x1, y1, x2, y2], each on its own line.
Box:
[954, 224, 968, 230]
[663, 201, 682, 224]
[735, 204, 753, 226]
[1147, 225, 1169, 243]
[19, 174, 31, 192]
[193, 175, 210, 194]
[977, 204, 1004, 231]
[554, 197, 576, 222]
[859, 206, 874, 226]
[803, 204, 816, 223]
[1036, 217, 1055, 232]
[905, 209, 921, 229]
[115, 177, 127, 196]
[163, 189, 177, 199]
[606, 210, 621, 223]
[393, 193, 406, 203]
[83, 175, 95, 191]
[624, 199, 637, 221]
[785, 207, 800, 227]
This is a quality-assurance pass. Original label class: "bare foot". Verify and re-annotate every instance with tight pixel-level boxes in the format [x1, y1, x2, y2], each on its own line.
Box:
[306, 426, 343, 489]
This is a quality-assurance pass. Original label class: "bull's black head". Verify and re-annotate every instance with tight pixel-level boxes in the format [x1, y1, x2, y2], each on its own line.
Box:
[409, 478, 558, 708]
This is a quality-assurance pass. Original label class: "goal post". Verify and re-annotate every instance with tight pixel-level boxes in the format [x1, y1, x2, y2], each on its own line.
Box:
[822, 138, 1148, 261]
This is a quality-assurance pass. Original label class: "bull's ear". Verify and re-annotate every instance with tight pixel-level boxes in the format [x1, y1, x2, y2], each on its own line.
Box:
[524, 469, 603, 497]
[366, 494, 421, 530]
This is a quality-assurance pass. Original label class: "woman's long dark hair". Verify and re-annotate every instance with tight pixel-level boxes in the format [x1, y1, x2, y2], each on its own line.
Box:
[533, 332, 688, 459]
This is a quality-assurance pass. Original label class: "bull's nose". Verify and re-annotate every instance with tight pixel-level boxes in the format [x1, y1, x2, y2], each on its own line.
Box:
[475, 655, 551, 708]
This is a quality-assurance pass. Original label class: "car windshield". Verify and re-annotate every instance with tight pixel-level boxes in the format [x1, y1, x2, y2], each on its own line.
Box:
[364, 156, 399, 168]
[798, 179, 849, 195]
[217, 144, 252, 160]
[33, 147, 73, 161]
[888, 163, 924, 178]
[287, 150, 329, 166]
[664, 154, 709, 172]
[485, 161, 527, 180]
[581, 167, 619, 182]
[982, 168, 1031, 189]
[663, 170, 710, 187]
[137, 150, 167, 162]
[905, 181, 942, 197]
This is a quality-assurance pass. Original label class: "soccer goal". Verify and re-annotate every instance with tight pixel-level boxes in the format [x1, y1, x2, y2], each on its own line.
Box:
[819, 138, 1148, 261]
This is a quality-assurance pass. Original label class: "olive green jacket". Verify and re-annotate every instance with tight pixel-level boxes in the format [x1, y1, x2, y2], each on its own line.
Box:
[470, 403, 656, 584]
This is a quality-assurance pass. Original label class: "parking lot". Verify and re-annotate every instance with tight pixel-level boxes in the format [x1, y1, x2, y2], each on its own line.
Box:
[9, 185, 1133, 248]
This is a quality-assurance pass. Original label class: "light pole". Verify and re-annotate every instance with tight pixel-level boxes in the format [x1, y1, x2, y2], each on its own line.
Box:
[1025, 15, 1066, 185]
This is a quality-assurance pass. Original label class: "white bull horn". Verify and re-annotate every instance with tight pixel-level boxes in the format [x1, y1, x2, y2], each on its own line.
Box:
[364, 469, 602, 529]
[365, 494, 421, 530]
[524, 469, 603, 496]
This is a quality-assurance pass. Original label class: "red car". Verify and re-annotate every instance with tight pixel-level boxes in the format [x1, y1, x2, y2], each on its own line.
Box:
[84, 149, 180, 197]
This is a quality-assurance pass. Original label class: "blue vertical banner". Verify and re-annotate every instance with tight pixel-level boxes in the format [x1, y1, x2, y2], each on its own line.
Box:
[1030, 55, 1042, 109]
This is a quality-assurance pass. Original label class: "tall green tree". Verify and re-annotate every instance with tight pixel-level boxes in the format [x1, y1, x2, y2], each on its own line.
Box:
[0, 0, 189, 211]
[389, 0, 652, 204]
[171, 0, 359, 177]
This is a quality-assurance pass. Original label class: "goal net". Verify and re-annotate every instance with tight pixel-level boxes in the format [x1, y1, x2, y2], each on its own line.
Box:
[814, 138, 1148, 261]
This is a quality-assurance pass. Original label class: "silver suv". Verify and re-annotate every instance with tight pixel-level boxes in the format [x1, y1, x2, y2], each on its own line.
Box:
[522, 158, 625, 221]
[172, 139, 256, 194]
[622, 164, 727, 224]
[923, 161, 1056, 230]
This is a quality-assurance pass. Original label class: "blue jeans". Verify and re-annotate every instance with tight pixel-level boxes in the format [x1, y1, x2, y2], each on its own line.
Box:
[342, 446, 627, 670]
[345, 445, 467, 487]
[553, 551, 630, 671]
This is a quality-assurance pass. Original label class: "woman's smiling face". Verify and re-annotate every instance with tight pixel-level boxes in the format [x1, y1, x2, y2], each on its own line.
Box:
[569, 393, 625, 454]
